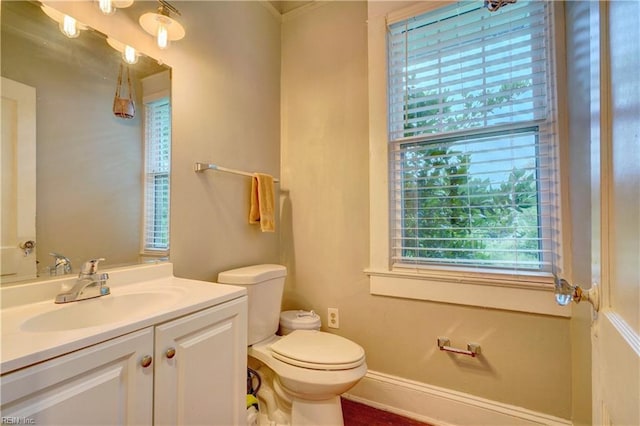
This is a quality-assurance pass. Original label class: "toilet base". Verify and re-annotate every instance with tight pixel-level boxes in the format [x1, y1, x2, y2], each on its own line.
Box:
[290, 396, 344, 426]
[250, 359, 346, 426]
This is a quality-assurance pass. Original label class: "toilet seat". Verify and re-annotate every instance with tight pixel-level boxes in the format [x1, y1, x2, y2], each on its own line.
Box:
[270, 330, 365, 370]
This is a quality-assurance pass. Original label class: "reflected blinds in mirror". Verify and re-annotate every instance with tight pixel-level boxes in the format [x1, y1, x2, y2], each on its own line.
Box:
[143, 98, 171, 252]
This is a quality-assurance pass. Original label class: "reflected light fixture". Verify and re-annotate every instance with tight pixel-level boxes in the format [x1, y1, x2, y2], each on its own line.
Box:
[107, 38, 139, 65]
[61, 15, 79, 38]
[40, 4, 88, 39]
[96, 0, 134, 16]
[139, 0, 185, 50]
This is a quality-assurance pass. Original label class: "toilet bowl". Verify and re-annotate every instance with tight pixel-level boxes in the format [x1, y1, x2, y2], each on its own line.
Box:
[217, 265, 367, 426]
[252, 331, 367, 398]
[248, 332, 367, 425]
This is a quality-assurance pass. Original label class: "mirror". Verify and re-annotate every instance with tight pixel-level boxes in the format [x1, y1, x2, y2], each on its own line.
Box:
[1, 1, 171, 285]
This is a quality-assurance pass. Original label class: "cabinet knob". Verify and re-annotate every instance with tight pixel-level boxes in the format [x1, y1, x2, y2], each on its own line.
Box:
[141, 355, 153, 368]
[165, 347, 176, 359]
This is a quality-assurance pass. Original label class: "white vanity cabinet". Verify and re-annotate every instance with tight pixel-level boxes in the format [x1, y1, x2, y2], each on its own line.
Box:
[0, 328, 155, 425]
[154, 297, 247, 425]
[0, 295, 247, 426]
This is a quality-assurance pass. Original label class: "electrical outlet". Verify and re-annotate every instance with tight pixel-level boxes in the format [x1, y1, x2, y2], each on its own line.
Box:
[328, 308, 339, 329]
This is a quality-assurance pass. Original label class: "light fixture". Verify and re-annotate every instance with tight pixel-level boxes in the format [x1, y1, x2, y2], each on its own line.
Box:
[139, 0, 185, 50]
[40, 4, 88, 39]
[107, 38, 139, 65]
[96, 0, 134, 16]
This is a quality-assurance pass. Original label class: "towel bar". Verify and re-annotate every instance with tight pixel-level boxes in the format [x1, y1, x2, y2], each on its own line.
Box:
[194, 162, 280, 183]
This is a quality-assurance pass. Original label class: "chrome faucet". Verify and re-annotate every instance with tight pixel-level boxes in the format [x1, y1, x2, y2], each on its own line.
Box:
[55, 258, 110, 303]
[49, 252, 72, 276]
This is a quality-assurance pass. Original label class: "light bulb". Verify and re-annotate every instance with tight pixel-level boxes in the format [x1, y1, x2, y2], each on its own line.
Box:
[98, 0, 115, 15]
[106, 38, 140, 65]
[156, 21, 169, 50]
[123, 45, 138, 64]
[41, 5, 86, 38]
[140, 9, 184, 51]
[61, 15, 80, 38]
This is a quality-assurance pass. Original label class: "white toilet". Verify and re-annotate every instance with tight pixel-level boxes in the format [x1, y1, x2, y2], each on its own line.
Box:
[218, 264, 367, 426]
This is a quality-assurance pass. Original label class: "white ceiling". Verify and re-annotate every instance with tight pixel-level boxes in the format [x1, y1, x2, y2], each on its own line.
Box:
[269, 1, 314, 15]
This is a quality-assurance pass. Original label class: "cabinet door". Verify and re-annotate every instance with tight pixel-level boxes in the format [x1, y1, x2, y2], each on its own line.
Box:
[154, 296, 247, 426]
[0, 328, 154, 425]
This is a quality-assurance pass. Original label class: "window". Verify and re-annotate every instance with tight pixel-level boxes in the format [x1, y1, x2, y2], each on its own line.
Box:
[387, 1, 559, 275]
[142, 97, 171, 254]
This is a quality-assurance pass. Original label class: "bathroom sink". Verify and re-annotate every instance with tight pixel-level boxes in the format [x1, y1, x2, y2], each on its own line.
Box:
[21, 290, 183, 332]
[1, 263, 248, 375]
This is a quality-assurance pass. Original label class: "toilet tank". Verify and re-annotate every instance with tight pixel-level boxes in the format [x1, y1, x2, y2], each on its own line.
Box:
[217, 264, 287, 345]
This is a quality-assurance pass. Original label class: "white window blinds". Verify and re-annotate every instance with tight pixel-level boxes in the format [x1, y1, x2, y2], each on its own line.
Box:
[388, 1, 549, 139]
[387, 1, 559, 273]
[143, 98, 171, 252]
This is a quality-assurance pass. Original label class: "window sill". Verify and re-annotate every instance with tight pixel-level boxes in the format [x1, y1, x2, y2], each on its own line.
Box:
[139, 251, 169, 261]
[365, 269, 571, 317]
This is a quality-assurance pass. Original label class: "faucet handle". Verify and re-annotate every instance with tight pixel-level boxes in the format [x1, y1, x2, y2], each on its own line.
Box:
[50, 252, 68, 261]
[80, 258, 105, 275]
[49, 252, 72, 274]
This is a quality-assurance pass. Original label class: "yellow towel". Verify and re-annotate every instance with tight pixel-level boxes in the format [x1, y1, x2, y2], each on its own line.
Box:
[249, 173, 275, 232]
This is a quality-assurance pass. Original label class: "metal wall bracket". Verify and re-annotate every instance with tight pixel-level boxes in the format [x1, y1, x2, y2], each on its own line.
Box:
[437, 337, 481, 358]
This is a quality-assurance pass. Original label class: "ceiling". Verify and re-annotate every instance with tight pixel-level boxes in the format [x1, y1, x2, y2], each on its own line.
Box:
[269, 1, 314, 15]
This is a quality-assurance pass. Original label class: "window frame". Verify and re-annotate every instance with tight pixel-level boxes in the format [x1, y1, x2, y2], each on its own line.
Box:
[366, 1, 571, 316]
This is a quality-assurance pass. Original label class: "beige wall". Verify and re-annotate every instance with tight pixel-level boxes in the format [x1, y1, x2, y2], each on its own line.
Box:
[281, 1, 573, 419]
[167, 2, 282, 281]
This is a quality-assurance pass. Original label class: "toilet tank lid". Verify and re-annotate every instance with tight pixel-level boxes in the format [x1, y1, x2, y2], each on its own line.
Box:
[218, 264, 286, 284]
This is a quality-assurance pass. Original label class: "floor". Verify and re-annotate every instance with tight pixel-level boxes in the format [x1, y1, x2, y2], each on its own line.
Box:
[341, 398, 432, 426]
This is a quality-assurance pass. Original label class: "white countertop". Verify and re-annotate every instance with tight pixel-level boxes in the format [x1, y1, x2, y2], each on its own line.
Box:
[1, 263, 246, 375]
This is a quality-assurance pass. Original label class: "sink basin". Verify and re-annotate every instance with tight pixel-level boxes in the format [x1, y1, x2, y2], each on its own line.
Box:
[21, 290, 184, 332]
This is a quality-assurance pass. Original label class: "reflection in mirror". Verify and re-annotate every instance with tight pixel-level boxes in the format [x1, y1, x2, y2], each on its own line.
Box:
[1, 1, 171, 285]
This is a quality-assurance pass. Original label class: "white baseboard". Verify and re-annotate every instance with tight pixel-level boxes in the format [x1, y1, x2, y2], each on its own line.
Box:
[343, 370, 572, 426]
